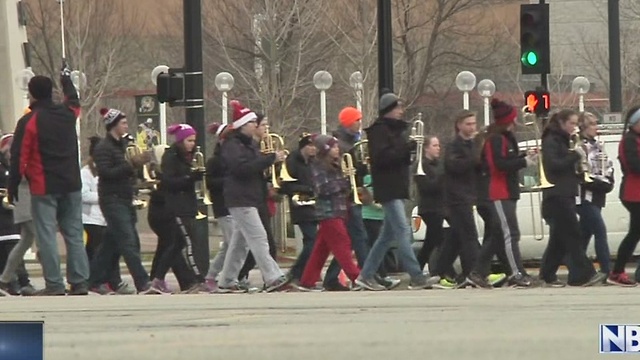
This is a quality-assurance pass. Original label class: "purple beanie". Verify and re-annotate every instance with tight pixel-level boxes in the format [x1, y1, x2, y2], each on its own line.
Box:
[168, 124, 196, 143]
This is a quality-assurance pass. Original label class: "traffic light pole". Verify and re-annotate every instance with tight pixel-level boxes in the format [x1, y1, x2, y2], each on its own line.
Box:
[608, 0, 622, 113]
[377, 0, 393, 98]
[183, 0, 209, 275]
[539, 0, 548, 91]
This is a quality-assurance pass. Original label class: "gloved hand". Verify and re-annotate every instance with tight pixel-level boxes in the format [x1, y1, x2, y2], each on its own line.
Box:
[190, 168, 205, 181]
[60, 61, 71, 77]
[407, 140, 418, 152]
[525, 153, 538, 167]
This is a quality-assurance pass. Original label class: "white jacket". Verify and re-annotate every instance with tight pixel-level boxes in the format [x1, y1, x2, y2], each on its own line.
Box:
[81, 165, 106, 226]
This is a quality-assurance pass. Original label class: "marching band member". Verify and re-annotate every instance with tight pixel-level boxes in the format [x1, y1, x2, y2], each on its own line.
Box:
[573, 112, 614, 284]
[436, 110, 490, 288]
[150, 124, 207, 294]
[217, 100, 289, 293]
[82, 136, 133, 295]
[0, 134, 36, 296]
[297, 135, 360, 291]
[357, 92, 437, 291]
[204, 122, 233, 290]
[539, 109, 604, 287]
[472, 99, 535, 288]
[279, 133, 319, 285]
[610, 105, 640, 286]
[90, 107, 161, 295]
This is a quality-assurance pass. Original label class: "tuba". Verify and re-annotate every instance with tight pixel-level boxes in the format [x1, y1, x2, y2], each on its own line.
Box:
[192, 146, 211, 220]
[410, 113, 426, 176]
[341, 153, 362, 205]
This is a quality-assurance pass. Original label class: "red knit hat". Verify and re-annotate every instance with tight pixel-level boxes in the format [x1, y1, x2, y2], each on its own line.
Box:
[491, 98, 517, 126]
[230, 100, 257, 129]
[338, 107, 362, 128]
[0, 134, 13, 150]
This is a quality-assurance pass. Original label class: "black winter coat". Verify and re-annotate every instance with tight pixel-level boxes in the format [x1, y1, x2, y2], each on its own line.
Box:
[94, 134, 135, 201]
[444, 134, 481, 206]
[221, 132, 275, 208]
[279, 149, 317, 224]
[414, 157, 445, 214]
[205, 143, 229, 218]
[541, 128, 582, 199]
[364, 117, 413, 203]
[161, 144, 199, 218]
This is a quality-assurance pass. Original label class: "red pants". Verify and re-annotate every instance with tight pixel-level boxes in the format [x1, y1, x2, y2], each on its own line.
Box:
[300, 218, 360, 287]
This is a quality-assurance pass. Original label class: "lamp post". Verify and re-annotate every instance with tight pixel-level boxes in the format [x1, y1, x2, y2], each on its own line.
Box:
[455, 71, 477, 110]
[313, 70, 333, 134]
[151, 65, 169, 145]
[477, 79, 496, 126]
[70, 70, 86, 164]
[349, 71, 364, 112]
[572, 76, 590, 112]
[15, 68, 35, 112]
[215, 72, 235, 125]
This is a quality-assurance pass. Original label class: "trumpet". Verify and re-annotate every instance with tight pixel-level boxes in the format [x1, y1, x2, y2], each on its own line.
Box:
[341, 153, 362, 205]
[0, 189, 14, 210]
[192, 146, 211, 220]
[410, 113, 426, 176]
[354, 139, 370, 173]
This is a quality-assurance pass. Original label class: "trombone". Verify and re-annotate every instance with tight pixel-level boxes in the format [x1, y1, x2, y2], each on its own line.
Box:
[192, 146, 211, 220]
[410, 113, 426, 176]
[341, 153, 362, 205]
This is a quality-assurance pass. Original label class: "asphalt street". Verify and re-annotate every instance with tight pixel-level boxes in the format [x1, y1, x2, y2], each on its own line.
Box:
[2, 276, 639, 360]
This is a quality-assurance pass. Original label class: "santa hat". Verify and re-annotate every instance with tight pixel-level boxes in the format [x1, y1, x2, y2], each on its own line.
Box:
[207, 122, 230, 137]
[100, 108, 126, 130]
[491, 99, 517, 126]
[167, 124, 196, 143]
[230, 100, 257, 129]
[0, 134, 14, 150]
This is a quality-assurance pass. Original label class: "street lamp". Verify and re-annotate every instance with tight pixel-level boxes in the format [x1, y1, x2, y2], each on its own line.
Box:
[15, 68, 35, 111]
[349, 71, 364, 112]
[572, 76, 590, 112]
[313, 70, 332, 134]
[70, 70, 86, 164]
[151, 65, 169, 144]
[477, 79, 496, 126]
[215, 72, 235, 125]
[455, 71, 477, 110]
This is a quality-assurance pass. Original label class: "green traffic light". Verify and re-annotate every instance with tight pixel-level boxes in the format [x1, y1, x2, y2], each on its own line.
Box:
[521, 51, 539, 66]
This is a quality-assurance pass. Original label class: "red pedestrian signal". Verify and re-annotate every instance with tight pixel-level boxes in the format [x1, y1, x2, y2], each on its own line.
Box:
[524, 90, 550, 116]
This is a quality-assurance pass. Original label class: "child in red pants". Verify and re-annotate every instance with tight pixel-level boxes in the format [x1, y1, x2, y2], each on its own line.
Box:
[298, 135, 360, 290]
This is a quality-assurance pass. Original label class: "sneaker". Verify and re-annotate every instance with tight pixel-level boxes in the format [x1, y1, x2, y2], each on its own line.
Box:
[19, 284, 37, 296]
[325, 282, 351, 291]
[31, 287, 66, 296]
[182, 283, 210, 294]
[432, 278, 456, 290]
[138, 282, 163, 295]
[265, 276, 290, 293]
[90, 283, 116, 295]
[377, 276, 402, 290]
[69, 283, 89, 296]
[487, 273, 507, 287]
[607, 272, 637, 287]
[508, 273, 532, 288]
[408, 275, 440, 290]
[114, 282, 136, 295]
[542, 280, 566, 288]
[0, 281, 12, 296]
[150, 279, 172, 294]
[295, 284, 324, 292]
[204, 278, 218, 293]
[355, 277, 386, 291]
[583, 272, 607, 287]
[215, 284, 247, 294]
[466, 272, 492, 289]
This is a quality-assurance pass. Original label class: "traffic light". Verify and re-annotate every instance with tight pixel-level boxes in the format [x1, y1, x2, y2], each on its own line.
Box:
[520, 4, 550, 75]
[524, 90, 551, 116]
[156, 68, 185, 106]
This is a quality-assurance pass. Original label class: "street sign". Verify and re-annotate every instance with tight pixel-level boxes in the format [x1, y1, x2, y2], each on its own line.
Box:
[603, 113, 622, 124]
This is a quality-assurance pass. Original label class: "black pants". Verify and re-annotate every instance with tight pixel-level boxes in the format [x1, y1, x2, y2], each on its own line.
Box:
[434, 204, 479, 277]
[238, 205, 276, 281]
[363, 219, 394, 276]
[148, 202, 197, 290]
[540, 196, 595, 285]
[475, 201, 524, 277]
[0, 240, 29, 290]
[84, 224, 122, 288]
[613, 201, 640, 273]
[417, 212, 445, 270]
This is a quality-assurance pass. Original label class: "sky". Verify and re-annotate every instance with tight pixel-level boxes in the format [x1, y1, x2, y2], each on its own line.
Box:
[0, 322, 43, 360]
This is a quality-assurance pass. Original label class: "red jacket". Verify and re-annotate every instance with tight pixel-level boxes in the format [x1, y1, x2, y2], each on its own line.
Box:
[9, 75, 81, 197]
[619, 131, 640, 202]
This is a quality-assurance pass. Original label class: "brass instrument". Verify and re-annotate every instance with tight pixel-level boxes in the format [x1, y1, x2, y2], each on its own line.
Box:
[260, 126, 294, 189]
[192, 146, 210, 220]
[122, 139, 154, 210]
[0, 189, 14, 210]
[341, 153, 362, 205]
[410, 113, 426, 176]
[570, 129, 594, 184]
[590, 139, 612, 183]
[354, 139, 369, 173]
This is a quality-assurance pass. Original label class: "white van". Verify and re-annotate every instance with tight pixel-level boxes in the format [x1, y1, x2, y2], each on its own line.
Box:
[411, 123, 636, 263]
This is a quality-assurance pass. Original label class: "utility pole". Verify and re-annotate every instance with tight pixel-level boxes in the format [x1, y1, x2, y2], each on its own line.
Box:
[608, 0, 622, 113]
[377, 0, 393, 99]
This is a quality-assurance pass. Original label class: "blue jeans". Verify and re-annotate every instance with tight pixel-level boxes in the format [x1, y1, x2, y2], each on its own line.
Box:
[324, 205, 370, 286]
[32, 191, 89, 290]
[90, 196, 149, 291]
[577, 201, 611, 274]
[289, 221, 319, 281]
[360, 199, 422, 280]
